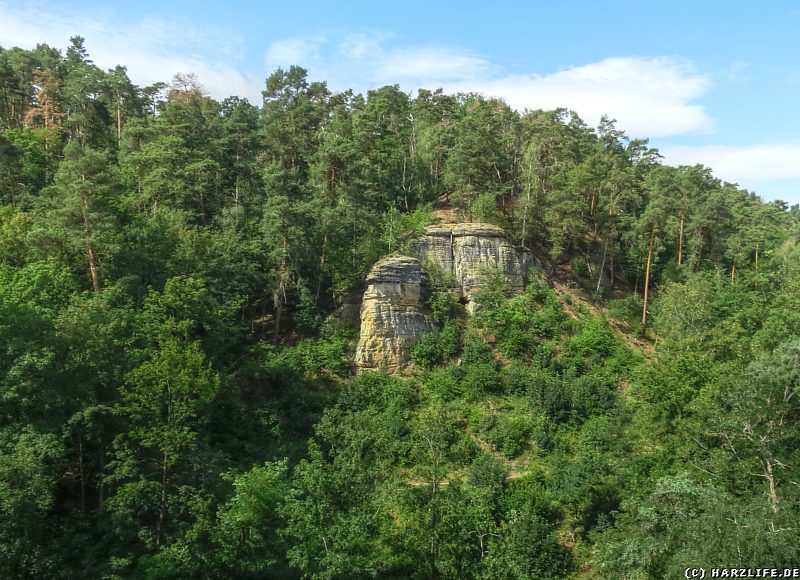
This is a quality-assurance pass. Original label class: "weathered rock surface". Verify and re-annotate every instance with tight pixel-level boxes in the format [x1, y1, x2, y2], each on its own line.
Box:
[411, 223, 532, 311]
[354, 256, 433, 372]
[355, 223, 534, 372]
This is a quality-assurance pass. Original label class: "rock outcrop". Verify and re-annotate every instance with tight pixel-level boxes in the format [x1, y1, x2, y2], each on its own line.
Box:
[355, 223, 534, 372]
[354, 256, 433, 372]
[411, 223, 532, 312]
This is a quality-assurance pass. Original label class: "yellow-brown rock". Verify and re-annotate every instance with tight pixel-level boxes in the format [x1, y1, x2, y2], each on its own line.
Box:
[411, 223, 530, 312]
[354, 256, 433, 372]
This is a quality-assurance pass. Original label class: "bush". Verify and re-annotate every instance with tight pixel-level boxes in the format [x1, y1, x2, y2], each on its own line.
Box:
[461, 332, 495, 366]
[486, 414, 533, 458]
[380, 204, 433, 253]
[468, 455, 509, 491]
[473, 268, 507, 312]
[571, 257, 589, 278]
[423, 364, 464, 400]
[410, 321, 461, 368]
[529, 412, 556, 452]
[503, 364, 536, 396]
[566, 370, 617, 422]
[527, 367, 570, 423]
[282, 338, 351, 376]
[565, 316, 618, 362]
[607, 295, 643, 329]
[477, 285, 564, 361]
[293, 286, 323, 332]
[461, 362, 502, 399]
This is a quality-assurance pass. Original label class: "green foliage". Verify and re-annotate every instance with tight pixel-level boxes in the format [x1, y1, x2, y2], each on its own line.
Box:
[468, 454, 509, 490]
[422, 363, 464, 400]
[211, 461, 289, 576]
[410, 320, 461, 368]
[485, 413, 534, 458]
[478, 283, 564, 360]
[481, 511, 572, 579]
[279, 337, 352, 377]
[380, 203, 433, 253]
[0, 36, 798, 578]
[472, 267, 508, 312]
[571, 257, 589, 277]
[606, 294, 644, 331]
[592, 475, 800, 578]
[564, 315, 618, 361]
[292, 285, 323, 332]
[0, 427, 65, 578]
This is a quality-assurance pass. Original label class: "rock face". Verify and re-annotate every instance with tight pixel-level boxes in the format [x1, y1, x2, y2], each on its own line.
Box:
[354, 256, 433, 372]
[355, 223, 534, 372]
[411, 223, 531, 312]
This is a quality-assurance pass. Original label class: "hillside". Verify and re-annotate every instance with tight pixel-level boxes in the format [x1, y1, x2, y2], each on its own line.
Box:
[1, 38, 799, 578]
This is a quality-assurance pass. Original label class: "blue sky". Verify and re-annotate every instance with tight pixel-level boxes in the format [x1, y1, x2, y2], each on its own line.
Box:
[2, 0, 800, 204]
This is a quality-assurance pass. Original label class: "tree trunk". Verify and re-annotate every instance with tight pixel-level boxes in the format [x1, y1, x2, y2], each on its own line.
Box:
[157, 451, 167, 547]
[596, 236, 609, 295]
[521, 162, 532, 243]
[678, 212, 684, 265]
[610, 252, 615, 290]
[765, 457, 779, 513]
[98, 449, 105, 513]
[87, 242, 101, 293]
[642, 232, 654, 327]
[78, 435, 86, 512]
[272, 233, 288, 343]
[731, 264, 736, 287]
[81, 181, 102, 292]
[755, 243, 760, 275]
[316, 231, 329, 304]
[402, 156, 409, 211]
[116, 100, 122, 147]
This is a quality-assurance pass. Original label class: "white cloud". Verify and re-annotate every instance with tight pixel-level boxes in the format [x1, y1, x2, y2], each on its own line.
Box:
[440, 57, 713, 138]
[660, 143, 800, 202]
[0, 1, 261, 103]
[337, 32, 389, 60]
[723, 60, 750, 82]
[262, 34, 711, 138]
[376, 47, 491, 84]
[264, 33, 491, 90]
[3, 3, 712, 138]
[661, 143, 800, 181]
[265, 36, 326, 71]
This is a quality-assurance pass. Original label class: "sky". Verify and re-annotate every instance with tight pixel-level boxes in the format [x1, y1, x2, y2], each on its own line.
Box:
[2, 0, 799, 204]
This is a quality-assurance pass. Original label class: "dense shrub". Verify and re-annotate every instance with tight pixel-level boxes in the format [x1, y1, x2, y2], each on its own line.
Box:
[422, 364, 464, 400]
[409, 321, 461, 368]
[486, 414, 534, 458]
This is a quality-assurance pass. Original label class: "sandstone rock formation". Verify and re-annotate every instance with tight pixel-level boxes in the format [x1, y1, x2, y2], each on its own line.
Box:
[354, 256, 433, 372]
[411, 223, 531, 312]
[355, 223, 534, 372]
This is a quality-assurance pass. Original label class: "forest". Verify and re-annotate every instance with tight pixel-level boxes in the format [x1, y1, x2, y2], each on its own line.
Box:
[1, 37, 799, 579]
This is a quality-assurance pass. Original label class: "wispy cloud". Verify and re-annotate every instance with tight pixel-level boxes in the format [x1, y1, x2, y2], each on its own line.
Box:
[723, 60, 750, 82]
[661, 143, 800, 181]
[2, 3, 713, 139]
[660, 143, 800, 202]
[0, 0, 259, 102]
[265, 36, 327, 71]
[264, 32, 493, 91]
[443, 57, 713, 138]
[375, 47, 492, 84]
[263, 34, 711, 138]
